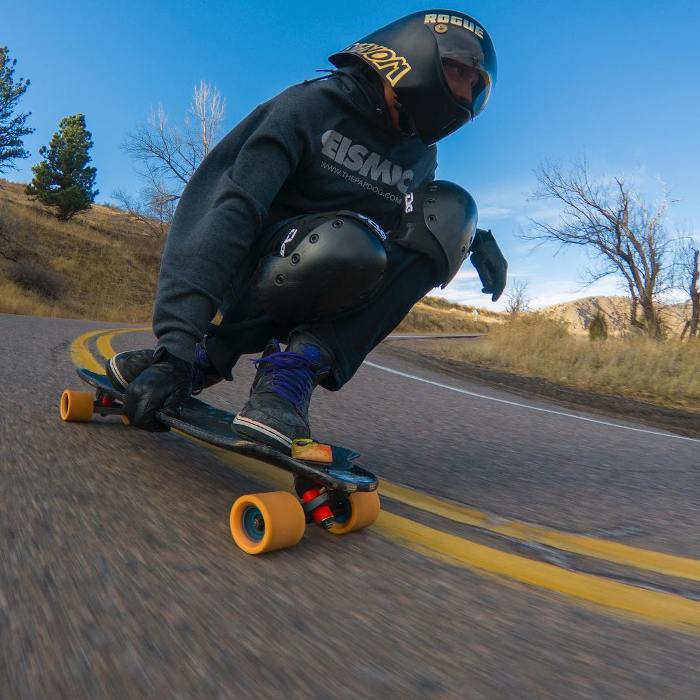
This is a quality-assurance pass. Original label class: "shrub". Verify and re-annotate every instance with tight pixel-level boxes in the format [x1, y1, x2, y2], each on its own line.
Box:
[588, 309, 608, 341]
[10, 259, 66, 300]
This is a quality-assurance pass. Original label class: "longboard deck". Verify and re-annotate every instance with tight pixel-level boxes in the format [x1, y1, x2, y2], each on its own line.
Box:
[77, 368, 378, 493]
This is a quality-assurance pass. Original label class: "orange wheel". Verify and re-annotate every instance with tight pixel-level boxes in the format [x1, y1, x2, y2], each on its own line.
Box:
[59, 389, 94, 422]
[329, 491, 381, 535]
[230, 491, 306, 555]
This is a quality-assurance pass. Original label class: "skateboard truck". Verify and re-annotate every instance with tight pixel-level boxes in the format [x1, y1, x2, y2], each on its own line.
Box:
[300, 487, 335, 529]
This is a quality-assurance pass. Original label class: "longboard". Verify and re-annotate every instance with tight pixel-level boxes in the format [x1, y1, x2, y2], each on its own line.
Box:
[60, 368, 380, 554]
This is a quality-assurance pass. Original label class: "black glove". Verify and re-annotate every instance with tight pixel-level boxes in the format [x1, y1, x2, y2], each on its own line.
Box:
[125, 348, 192, 431]
[469, 228, 508, 302]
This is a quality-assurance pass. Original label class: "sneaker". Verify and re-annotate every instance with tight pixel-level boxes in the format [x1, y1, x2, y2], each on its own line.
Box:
[106, 348, 155, 390]
[233, 334, 332, 451]
[106, 342, 222, 394]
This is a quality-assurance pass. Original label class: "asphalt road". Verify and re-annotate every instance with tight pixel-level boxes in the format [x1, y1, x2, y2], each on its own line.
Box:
[1, 313, 699, 698]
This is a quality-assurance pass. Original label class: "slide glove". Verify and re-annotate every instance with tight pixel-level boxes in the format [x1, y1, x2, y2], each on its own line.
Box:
[125, 348, 192, 431]
[470, 228, 508, 302]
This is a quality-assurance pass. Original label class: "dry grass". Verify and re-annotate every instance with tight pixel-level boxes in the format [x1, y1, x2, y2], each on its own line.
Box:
[397, 297, 499, 333]
[417, 295, 502, 318]
[397, 302, 490, 333]
[0, 179, 161, 322]
[425, 314, 700, 412]
[9, 258, 66, 299]
[0, 280, 61, 317]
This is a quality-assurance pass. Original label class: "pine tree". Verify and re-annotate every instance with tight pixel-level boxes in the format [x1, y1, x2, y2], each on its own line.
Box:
[26, 114, 98, 220]
[0, 46, 35, 173]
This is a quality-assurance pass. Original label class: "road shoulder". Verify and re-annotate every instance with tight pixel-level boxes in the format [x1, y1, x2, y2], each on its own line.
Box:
[380, 340, 700, 440]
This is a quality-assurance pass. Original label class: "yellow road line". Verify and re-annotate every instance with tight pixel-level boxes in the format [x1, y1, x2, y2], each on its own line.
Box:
[380, 482, 700, 583]
[373, 511, 700, 632]
[95, 326, 150, 362]
[70, 327, 150, 374]
[185, 439, 700, 633]
[76, 327, 700, 630]
[71, 328, 113, 373]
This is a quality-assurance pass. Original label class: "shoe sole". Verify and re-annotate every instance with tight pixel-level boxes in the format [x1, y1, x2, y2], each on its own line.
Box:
[232, 415, 294, 451]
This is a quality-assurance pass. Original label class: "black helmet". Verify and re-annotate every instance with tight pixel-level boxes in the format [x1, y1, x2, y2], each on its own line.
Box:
[330, 10, 497, 145]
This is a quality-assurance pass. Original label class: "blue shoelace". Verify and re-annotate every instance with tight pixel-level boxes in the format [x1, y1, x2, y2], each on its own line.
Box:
[191, 343, 209, 396]
[252, 349, 324, 411]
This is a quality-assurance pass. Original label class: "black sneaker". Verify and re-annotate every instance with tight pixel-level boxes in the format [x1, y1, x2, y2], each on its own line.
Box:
[233, 334, 332, 452]
[106, 342, 222, 393]
[106, 348, 155, 390]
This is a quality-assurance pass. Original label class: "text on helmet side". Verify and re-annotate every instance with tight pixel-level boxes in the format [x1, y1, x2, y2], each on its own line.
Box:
[423, 14, 485, 39]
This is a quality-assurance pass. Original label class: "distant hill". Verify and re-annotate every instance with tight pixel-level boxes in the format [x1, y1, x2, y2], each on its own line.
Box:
[541, 295, 689, 337]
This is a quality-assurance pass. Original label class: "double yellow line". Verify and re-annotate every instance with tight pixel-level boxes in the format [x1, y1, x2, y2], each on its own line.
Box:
[69, 327, 700, 632]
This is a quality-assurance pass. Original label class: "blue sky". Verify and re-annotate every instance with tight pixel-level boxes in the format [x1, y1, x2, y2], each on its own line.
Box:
[5, 0, 700, 309]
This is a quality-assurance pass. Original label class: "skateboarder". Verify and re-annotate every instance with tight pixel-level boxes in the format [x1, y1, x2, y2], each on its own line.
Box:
[108, 10, 507, 451]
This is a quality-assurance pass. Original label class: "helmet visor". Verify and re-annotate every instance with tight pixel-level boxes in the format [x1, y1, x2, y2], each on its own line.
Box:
[434, 21, 497, 118]
[441, 58, 493, 118]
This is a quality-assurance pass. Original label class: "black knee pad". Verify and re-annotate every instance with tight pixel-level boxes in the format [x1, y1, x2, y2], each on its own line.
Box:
[249, 212, 388, 322]
[393, 180, 478, 287]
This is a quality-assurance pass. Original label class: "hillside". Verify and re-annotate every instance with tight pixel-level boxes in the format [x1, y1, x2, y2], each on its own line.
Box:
[0, 178, 162, 322]
[396, 295, 501, 333]
[541, 295, 689, 337]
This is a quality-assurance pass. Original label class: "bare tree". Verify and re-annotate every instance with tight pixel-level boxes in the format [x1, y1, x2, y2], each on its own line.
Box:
[674, 237, 700, 339]
[112, 185, 176, 239]
[527, 162, 672, 337]
[505, 278, 531, 317]
[116, 81, 226, 234]
[190, 80, 225, 161]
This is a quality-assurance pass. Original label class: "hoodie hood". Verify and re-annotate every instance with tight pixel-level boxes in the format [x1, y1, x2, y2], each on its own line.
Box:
[326, 62, 401, 136]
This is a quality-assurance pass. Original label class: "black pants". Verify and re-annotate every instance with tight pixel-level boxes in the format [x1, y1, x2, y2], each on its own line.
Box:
[206, 220, 440, 391]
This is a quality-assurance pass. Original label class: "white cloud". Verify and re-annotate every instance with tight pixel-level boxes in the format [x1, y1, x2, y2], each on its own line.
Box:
[432, 271, 625, 312]
[450, 269, 480, 282]
[478, 206, 513, 220]
[467, 176, 567, 231]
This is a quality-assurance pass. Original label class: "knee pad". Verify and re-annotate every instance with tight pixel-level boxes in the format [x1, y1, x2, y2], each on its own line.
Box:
[249, 212, 388, 321]
[393, 180, 478, 287]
